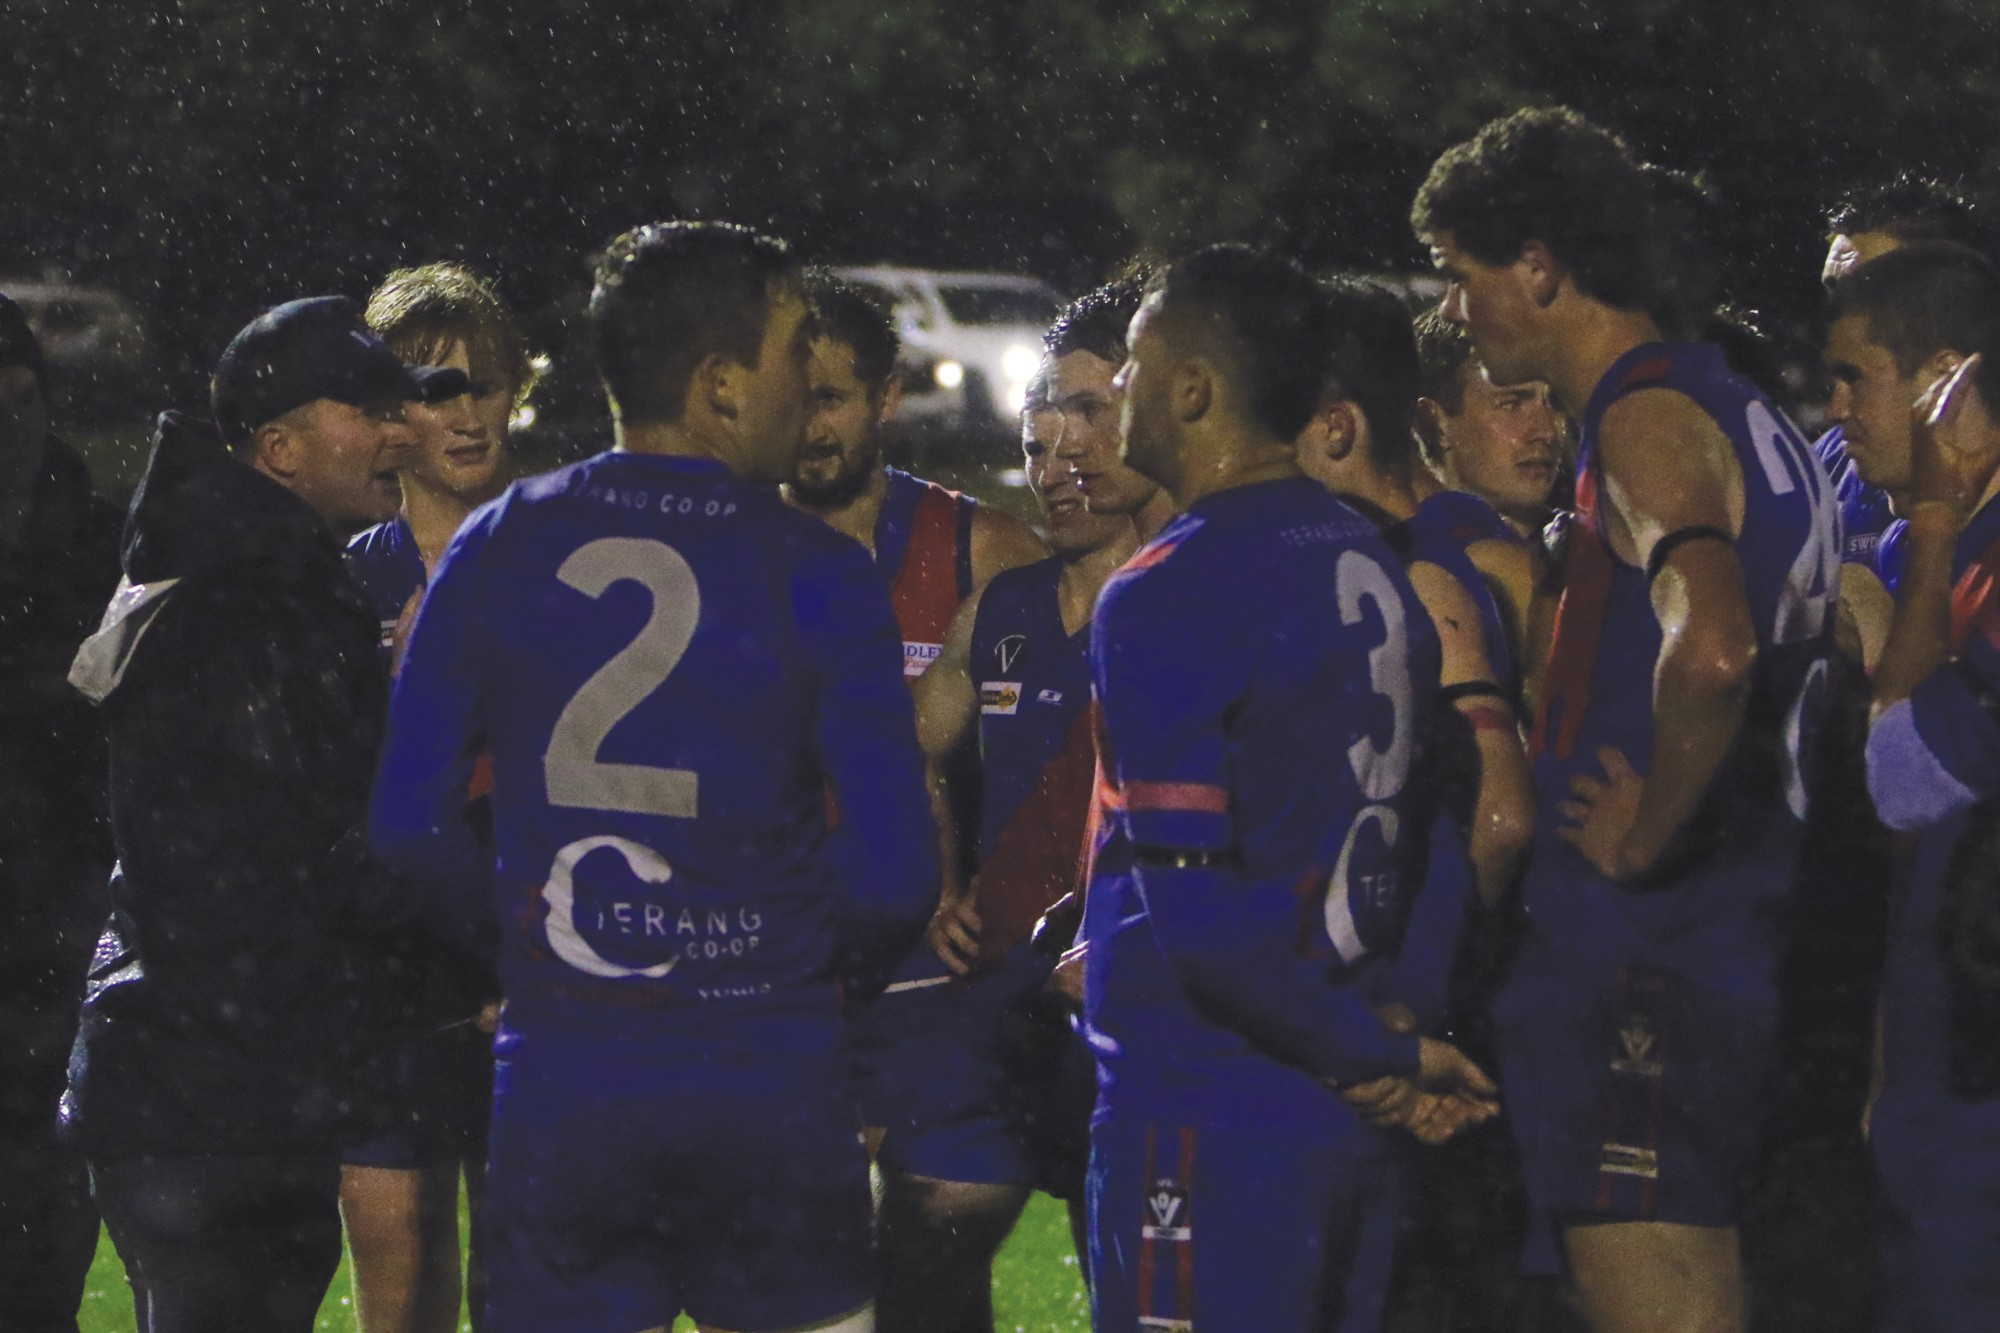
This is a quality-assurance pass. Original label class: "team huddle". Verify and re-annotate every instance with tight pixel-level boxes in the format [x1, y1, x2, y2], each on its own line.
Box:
[20, 103, 2000, 1333]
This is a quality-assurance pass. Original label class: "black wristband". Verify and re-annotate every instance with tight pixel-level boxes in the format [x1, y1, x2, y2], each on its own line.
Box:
[1438, 680, 1508, 707]
[1646, 524, 1734, 582]
[1132, 845, 1242, 870]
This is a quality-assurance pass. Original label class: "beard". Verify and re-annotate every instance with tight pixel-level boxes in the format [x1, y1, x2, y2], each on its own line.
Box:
[790, 436, 882, 509]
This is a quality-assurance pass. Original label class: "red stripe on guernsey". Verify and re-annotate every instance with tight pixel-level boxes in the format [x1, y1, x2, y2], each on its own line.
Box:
[1175, 1127, 1197, 1325]
[972, 706, 1100, 962]
[1948, 532, 2000, 656]
[1618, 357, 1674, 394]
[466, 750, 494, 802]
[1080, 701, 1117, 888]
[1531, 461, 1615, 760]
[1117, 536, 1184, 577]
[1137, 1124, 1159, 1324]
[1123, 781, 1229, 814]
[889, 481, 968, 657]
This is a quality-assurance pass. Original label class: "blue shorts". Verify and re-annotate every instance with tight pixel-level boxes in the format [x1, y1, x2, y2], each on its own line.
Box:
[483, 1014, 872, 1333]
[342, 1022, 493, 1171]
[852, 944, 1093, 1193]
[1087, 1077, 1398, 1333]
[1494, 946, 1775, 1273]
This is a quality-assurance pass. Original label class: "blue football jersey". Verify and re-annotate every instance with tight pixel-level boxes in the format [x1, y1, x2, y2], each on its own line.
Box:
[347, 513, 427, 654]
[1080, 477, 1440, 1103]
[1813, 424, 1892, 566]
[1399, 489, 1519, 700]
[1530, 343, 1838, 980]
[369, 450, 939, 1036]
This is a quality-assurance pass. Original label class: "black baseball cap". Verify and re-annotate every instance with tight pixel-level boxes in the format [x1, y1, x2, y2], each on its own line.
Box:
[210, 296, 469, 444]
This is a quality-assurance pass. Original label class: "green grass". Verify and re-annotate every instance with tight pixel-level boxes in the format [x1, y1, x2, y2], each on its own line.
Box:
[78, 1190, 1088, 1332]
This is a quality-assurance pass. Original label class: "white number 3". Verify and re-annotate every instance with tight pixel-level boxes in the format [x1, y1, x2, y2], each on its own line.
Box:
[545, 537, 702, 817]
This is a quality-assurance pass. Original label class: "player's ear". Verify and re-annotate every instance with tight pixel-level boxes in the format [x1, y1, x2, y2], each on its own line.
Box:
[251, 417, 301, 479]
[1324, 400, 1362, 463]
[876, 373, 903, 426]
[1926, 348, 1969, 387]
[1174, 358, 1212, 425]
[1413, 397, 1448, 466]
[694, 351, 738, 424]
[1517, 241, 1561, 308]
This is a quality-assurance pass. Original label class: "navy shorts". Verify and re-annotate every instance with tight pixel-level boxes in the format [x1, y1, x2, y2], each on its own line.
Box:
[851, 943, 1093, 1192]
[1873, 1098, 2000, 1332]
[342, 1021, 494, 1171]
[1087, 1078, 1398, 1333]
[1494, 947, 1775, 1273]
[483, 1013, 872, 1333]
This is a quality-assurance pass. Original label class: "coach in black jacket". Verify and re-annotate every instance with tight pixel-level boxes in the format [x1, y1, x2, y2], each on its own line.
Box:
[64, 298, 466, 1333]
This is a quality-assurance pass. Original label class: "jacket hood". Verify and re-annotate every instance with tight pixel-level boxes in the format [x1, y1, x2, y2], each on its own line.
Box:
[121, 409, 337, 584]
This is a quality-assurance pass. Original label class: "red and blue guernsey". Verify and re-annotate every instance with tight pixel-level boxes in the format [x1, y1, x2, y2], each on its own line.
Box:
[858, 555, 1100, 1191]
[1864, 492, 2000, 1332]
[369, 451, 939, 1333]
[346, 512, 427, 653]
[1504, 342, 1837, 1272]
[1400, 488, 1521, 702]
[877, 466, 975, 679]
[1082, 477, 1442, 1333]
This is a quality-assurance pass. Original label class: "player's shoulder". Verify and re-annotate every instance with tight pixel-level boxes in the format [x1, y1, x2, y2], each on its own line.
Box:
[1417, 489, 1517, 549]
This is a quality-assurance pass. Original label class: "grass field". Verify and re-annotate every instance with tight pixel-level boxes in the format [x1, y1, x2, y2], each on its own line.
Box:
[77, 1189, 1089, 1332]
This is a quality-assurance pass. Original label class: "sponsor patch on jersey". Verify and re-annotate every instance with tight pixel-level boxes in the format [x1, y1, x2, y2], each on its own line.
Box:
[1599, 1141, 1659, 1180]
[980, 681, 1021, 715]
[903, 640, 943, 678]
[1037, 688, 1063, 705]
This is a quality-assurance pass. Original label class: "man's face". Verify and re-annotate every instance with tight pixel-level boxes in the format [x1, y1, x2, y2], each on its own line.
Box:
[286, 396, 417, 534]
[1430, 362, 1564, 521]
[792, 333, 885, 505]
[1024, 402, 1126, 558]
[1050, 349, 1159, 518]
[1112, 298, 1179, 489]
[1430, 231, 1545, 388]
[0, 365, 48, 465]
[1824, 312, 1921, 500]
[733, 285, 814, 485]
[1822, 229, 1902, 288]
[404, 340, 503, 501]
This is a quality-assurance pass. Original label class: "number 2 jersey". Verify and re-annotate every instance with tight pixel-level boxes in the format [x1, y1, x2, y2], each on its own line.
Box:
[1081, 477, 1443, 1107]
[368, 450, 939, 1037]
[1529, 342, 1837, 985]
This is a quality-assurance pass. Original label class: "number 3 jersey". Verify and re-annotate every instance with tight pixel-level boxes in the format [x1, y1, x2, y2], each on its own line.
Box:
[1081, 477, 1441, 1105]
[1529, 342, 1837, 980]
[369, 451, 939, 1035]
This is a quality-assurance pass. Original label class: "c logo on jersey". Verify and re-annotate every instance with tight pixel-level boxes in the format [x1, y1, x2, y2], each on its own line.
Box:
[980, 681, 1022, 715]
[994, 633, 1028, 674]
[541, 835, 680, 979]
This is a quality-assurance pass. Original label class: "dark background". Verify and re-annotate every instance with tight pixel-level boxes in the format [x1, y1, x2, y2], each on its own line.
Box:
[8, 0, 2000, 425]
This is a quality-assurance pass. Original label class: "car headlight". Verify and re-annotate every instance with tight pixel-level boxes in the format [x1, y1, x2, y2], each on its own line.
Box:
[935, 359, 965, 390]
[1002, 344, 1039, 383]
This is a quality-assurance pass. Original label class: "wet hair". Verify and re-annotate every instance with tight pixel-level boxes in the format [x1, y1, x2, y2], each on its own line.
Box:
[1412, 106, 1668, 314]
[365, 263, 538, 409]
[1317, 277, 1423, 471]
[1827, 241, 2000, 405]
[1412, 307, 1476, 414]
[1146, 244, 1332, 441]
[1704, 305, 1788, 403]
[803, 271, 899, 389]
[1045, 277, 1147, 365]
[1826, 174, 1986, 251]
[589, 221, 798, 425]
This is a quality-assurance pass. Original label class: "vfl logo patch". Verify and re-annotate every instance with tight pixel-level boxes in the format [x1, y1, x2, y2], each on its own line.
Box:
[980, 681, 1022, 715]
[1141, 1179, 1190, 1241]
[994, 633, 1028, 674]
[1611, 1017, 1661, 1077]
[903, 641, 943, 678]
[1037, 688, 1063, 705]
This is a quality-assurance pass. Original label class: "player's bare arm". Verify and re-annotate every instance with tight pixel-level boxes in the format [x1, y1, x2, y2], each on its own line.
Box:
[1465, 533, 1539, 691]
[1561, 389, 1757, 881]
[1407, 561, 1534, 906]
[1836, 561, 1894, 675]
[968, 505, 1049, 587]
[910, 584, 988, 974]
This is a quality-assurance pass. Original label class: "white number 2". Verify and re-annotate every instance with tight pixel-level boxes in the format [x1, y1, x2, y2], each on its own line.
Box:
[1324, 550, 1416, 963]
[545, 537, 701, 818]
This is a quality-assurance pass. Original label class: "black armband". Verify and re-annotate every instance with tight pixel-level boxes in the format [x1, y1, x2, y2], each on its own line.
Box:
[1645, 524, 1734, 582]
[1132, 845, 1242, 870]
[1438, 680, 1508, 708]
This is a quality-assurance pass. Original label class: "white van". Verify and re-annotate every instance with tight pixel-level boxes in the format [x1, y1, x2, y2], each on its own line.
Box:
[832, 267, 1060, 427]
